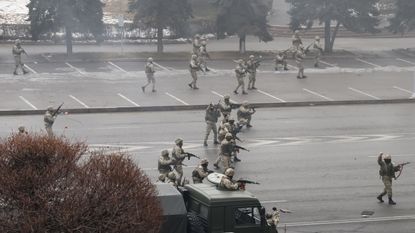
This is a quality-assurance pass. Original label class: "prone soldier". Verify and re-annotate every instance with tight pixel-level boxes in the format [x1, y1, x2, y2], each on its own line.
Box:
[158, 149, 174, 177]
[275, 51, 289, 71]
[192, 158, 213, 183]
[313, 36, 323, 67]
[188, 54, 201, 89]
[377, 153, 403, 205]
[237, 101, 256, 128]
[12, 39, 29, 75]
[142, 57, 156, 92]
[204, 103, 221, 146]
[246, 55, 261, 90]
[234, 59, 247, 95]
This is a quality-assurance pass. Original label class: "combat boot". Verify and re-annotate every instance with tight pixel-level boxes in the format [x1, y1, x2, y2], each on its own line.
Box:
[13, 72, 18, 75]
[234, 156, 241, 162]
[141, 86, 145, 92]
[377, 194, 384, 203]
[233, 90, 238, 94]
[213, 140, 220, 145]
[203, 141, 208, 147]
[388, 197, 396, 205]
[242, 91, 248, 95]
[23, 70, 29, 75]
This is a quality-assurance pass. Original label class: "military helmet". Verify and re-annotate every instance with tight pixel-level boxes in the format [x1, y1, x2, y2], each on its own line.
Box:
[167, 172, 176, 180]
[18, 126, 25, 133]
[225, 132, 233, 139]
[194, 34, 200, 38]
[228, 117, 235, 122]
[224, 95, 230, 100]
[47, 106, 54, 112]
[249, 55, 255, 59]
[161, 149, 169, 157]
[242, 101, 249, 107]
[15, 39, 21, 45]
[315, 36, 320, 40]
[224, 168, 235, 176]
[200, 158, 209, 165]
[201, 40, 207, 45]
[175, 138, 183, 145]
[383, 154, 391, 160]
[294, 30, 300, 34]
[148, 57, 153, 62]
[191, 54, 197, 59]
[158, 174, 166, 182]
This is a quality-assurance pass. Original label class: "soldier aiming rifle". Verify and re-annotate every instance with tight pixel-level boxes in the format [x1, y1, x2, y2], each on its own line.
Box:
[44, 103, 64, 137]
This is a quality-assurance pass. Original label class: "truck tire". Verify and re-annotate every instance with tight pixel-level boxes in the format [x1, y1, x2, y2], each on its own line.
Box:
[187, 212, 206, 233]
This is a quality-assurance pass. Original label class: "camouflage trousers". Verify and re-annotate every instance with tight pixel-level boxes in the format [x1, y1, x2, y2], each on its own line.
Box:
[174, 165, 184, 185]
[143, 73, 155, 90]
[235, 77, 245, 92]
[248, 72, 256, 89]
[14, 55, 28, 74]
[382, 176, 393, 197]
[296, 61, 304, 78]
[314, 50, 321, 66]
[214, 154, 231, 170]
[190, 69, 198, 88]
[45, 125, 53, 137]
[204, 121, 218, 142]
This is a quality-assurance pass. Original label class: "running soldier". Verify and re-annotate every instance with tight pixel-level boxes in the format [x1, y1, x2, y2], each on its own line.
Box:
[204, 103, 221, 146]
[172, 138, 187, 184]
[192, 158, 212, 183]
[237, 101, 256, 128]
[188, 54, 201, 89]
[44, 106, 57, 137]
[246, 55, 260, 90]
[12, 39, 29, 75]
[219, 95, 232, 118]
[377, 153, 402, 205]
[291, 30, 303, 50]
[158, 149, 174, 177]
[275, 51, 289, 71]
[142, 57, 156, 92]
[234, 59, 247, 95]
[295, 47, 306, 79]
[313, 36, 323, 67]
[199, 40, 210, 72]
[219, 168, 240, 191]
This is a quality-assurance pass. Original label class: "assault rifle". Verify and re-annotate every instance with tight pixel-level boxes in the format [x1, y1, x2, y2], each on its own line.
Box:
[52, 103, 64, 117]
[185, 152, 201, 160]
[233, 145, 250, 152]
[237, 179, 260, 190]
[396, 162, 410, 179]
[397, 162, 410, 167]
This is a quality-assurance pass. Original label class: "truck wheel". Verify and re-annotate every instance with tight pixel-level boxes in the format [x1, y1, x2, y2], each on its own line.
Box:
[187, 212, 206, 233]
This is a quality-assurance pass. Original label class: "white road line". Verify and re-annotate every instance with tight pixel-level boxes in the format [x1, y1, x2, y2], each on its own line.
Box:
[319, 60, 336, 67]
[393, 86, 414, 96]
[24, 64, 38, 74]
[65, 62, 86, 75]
[207, 66, 218, 73]
[153, 62, 171, 72]
[165, 92, 189, 105]
[355, 58, 381, 68]
[19, 96, 38, 110]
[396, 58, 415, 66]
[117, 93, 140, 107]
[303, 88, 334, 101]
[69, 95, 89, 108]
[260, 200, 288, 204]
[211, 91, 238, 104]
[287, 64, 298, 70]
[257, 89, 286, 102]
[285, 215, 415, 227]
[108, 61, 128, 73]
[348, 87, 381, 100]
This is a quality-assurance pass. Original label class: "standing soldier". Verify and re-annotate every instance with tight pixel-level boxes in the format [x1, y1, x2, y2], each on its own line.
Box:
[199, 40, 210, 72]
[172, 138, 187, 184]
[141, 57, 156, 92]
[203, 103, 221, 146]
[377, 153, 402, 205]
[274, 51, 289, 71]
[219, 95, 232, 118]
[234, 59, 247, 95]
[295, 47, 306, 79]
[313, 36, 323, 67]
[12, 39, 29, 75]
[158, 149, 174, 177]
[246, 55, 260, 90]
[214, 133, 234, 170]
[291, 30, 303, 50]
[219, 168, 240, 191]
[237, 101, 256, 128]
[44, 106, 57, 137]
[188, 54, 200, 89]
[192, 159, 212, 183]
[192, 34, 201, 56]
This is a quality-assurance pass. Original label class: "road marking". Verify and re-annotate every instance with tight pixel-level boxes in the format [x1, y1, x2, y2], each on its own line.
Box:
[65, 62, 86, 75]
[393, 86, 414, 96]
[257, 89, 286, 102]
[117, 93, 140, 107]
[153, 62, 171, 72]
[396, 58, 415, 66]
[19, 96, 38, 110]
[355, 58, 381, 68]
[165, 92, 189, 105]
[108, 61, 128, 73]
[348, 87, 380, 100]
[285, 215, 415, 227]
[24, 64, 38, 74]
[287, 64, 298, 70]
[211, 90, 238, 104]
[69, 95, 89, 108]
[319, 60, 336, 67]
[260, 200, 288, 204]
[303, 88, 334, 101]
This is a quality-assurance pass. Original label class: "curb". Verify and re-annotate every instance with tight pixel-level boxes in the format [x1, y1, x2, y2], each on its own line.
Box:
[2, 99, 414, 116]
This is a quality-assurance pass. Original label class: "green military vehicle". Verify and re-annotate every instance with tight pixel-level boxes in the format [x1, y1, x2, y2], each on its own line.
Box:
[157, 183, 277, 233]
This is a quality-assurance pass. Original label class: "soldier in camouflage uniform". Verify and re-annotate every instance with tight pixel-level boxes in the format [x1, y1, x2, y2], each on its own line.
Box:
[199, 40, 210, 72]
[237, 101, 256, 128]
[166, 172, 178, 187]
[18, 126, 27, 135]
[275, 51, 289, 71]
[158, 149, 174, 177]
[204, 103, 221, 146]
[172, 138, 187, 184]
[246, 55, 260, 90]
[313, 36, 323, 68]
[295, 47, 306, 79]
[44, 106, 57, 137]
[219, 95, 232, 118]
[291, 30, 303, 50]
[215, 133, 234, 170]
[219, 168, 240, 191]
[12, 39, 29, 75]
[192, 34, 201, 56]
[142, 57, 156, 92]
[188, 54, 200, 89]
[234, 59, 247, 95]
[377, 153, 402, 205]
[192, 158, 212, 184]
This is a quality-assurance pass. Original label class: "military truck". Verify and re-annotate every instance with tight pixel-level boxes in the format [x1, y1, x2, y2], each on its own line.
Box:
[157, 183, 277, 233]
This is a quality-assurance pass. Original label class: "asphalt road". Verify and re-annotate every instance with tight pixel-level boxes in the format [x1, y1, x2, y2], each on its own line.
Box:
[0, 104, 414, 232]
[0, 49, 415, 111]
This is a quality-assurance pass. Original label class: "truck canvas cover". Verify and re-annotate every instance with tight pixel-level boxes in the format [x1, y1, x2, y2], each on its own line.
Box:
[156, 183, 187, 233]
